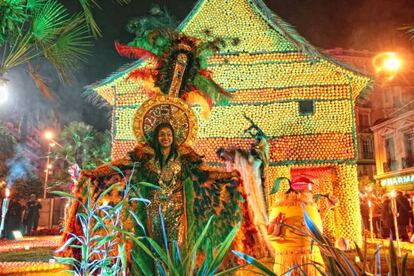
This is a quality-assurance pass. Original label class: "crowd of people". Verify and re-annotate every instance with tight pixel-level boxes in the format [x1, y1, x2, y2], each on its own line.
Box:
[1, 193, 42, 240]
[360, 191, 414, 241]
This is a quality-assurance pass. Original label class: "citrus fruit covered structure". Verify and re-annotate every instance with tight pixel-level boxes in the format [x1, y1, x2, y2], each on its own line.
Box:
[88, 0, 371, 245]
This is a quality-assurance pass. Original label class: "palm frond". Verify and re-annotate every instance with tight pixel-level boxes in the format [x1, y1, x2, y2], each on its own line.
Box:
[0, 34, 36, 74]
[42, 14, 92, 81]
[115, 0, 131, 4]
[27, 62, 55, 101]
[78, 0, 102, 38]
[26, 0, 48, 12]
[31, 0, 69, 44]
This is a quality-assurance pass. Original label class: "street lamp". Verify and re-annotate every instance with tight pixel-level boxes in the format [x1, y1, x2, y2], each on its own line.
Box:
[0, 81, 8, 104]
[43, 130, 55, 199]
[44, 130, 54, 140]
[372, 52, 403, 81]
[42, 130, 64, 198]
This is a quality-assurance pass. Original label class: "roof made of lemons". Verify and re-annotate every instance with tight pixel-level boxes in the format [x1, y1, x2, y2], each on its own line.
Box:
[91, 0, 371, 103]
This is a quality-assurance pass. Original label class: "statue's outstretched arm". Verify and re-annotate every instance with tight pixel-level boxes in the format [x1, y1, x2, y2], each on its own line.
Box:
[199, 163, 240, 182]
[59, 157, 133, 258]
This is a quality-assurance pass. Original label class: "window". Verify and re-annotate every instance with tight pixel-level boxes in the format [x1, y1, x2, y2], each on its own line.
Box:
[361, 136, 374, 159]
[403, 131, 414, 157]
[384, 137, 398, 171]
[388, 86, 403, 108]
[402, 131, 414, 168]
[385, 137, 396, 161]
[298, 100, 314, 115]
[358, 113, 370, 130]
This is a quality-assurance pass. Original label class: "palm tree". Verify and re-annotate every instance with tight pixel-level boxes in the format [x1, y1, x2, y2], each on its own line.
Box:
[0, 0, 130, 88]
[53, 121, 111, 169]
[47, 122, 110, 191]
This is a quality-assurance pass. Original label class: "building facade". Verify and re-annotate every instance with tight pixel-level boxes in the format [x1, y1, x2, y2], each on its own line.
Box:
[372, 107, 414, 191]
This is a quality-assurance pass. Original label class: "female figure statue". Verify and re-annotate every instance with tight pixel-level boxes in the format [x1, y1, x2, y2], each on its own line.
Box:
[61, 95, 259, 273]
[61, 32, 264, 273]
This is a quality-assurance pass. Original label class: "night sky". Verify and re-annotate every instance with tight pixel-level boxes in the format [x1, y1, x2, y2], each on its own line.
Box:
[2, 0, 414, 131]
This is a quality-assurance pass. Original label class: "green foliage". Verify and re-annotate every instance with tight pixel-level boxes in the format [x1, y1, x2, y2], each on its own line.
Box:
[48, 122, 110, 191]
[131, 207, 242, 275]
[52, 122, 111, 169]
[232, 251, 276, 276]
[0, 0, 28, 46]
[126, 4, 177, 38]
[0, 0, 92, 80]
[54, 179, 135, 275]
[78, 0, 131, 38]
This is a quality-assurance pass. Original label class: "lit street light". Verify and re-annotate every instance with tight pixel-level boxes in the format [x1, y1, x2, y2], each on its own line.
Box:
[372, 52, 403, 80]
[44, 130, 54, 140]
[42, 130, 63, 198]
[43, 130, 55, 199]
[0, 81, 8, 104]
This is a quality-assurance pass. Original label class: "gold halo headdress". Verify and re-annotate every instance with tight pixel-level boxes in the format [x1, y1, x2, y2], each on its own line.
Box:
[133, 95, 197, 146]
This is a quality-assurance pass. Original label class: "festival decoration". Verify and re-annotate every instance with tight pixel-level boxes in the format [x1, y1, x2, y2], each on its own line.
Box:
[114, 30, 232, 116]
[132, 94, 198, 146]
[268, 190, 324, 275]
[87, 0, 371, 245]
[0, 235, 60, 253]
[0, 262, 68, 275]
[61, 6, 269, 271]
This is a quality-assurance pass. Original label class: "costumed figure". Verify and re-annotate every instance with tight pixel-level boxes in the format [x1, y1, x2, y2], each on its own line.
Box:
[267, 177, 324, 275]
[61, 30, 262, 273]
[217, 114, 273, 257]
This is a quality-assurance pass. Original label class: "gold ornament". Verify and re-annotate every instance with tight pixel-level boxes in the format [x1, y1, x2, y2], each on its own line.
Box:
[133, 94, 198, 146]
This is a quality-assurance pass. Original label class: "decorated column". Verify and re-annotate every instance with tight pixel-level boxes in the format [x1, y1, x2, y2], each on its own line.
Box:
[334, 164, 362, 245]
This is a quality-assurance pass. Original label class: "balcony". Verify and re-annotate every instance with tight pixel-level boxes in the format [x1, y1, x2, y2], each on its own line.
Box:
[383, 160, 398, 172]
[402, 156, 414, 169]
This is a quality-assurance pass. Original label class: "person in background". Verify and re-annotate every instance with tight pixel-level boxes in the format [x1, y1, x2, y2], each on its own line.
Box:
[25, 194, 41, 235]
[372, 197, 381, 237]
[381, 195, 392, 239]
[396, 191, 411, 241]
[4, 195, 23, 239]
